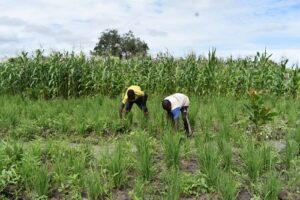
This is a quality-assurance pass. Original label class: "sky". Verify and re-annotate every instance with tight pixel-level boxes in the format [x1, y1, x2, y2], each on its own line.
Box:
[0, 0, 299, 64]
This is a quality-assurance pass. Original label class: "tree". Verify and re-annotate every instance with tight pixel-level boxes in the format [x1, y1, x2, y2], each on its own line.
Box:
[92, 29, 149, 58]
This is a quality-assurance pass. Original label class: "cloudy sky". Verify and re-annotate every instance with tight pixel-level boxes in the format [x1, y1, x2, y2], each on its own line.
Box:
[0, 0, 299, 64]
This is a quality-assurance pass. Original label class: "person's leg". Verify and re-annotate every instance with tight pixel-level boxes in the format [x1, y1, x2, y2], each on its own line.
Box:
[135, 95, 149, 116]
[181, 106, 192, 136]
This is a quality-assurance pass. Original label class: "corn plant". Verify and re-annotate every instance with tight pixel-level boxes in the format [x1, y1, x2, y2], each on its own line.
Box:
[0, 49, 298, 99]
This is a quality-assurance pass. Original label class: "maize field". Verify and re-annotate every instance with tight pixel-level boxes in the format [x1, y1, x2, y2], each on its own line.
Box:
[0, 49, 299, 99]
[0, 50, 299, 200]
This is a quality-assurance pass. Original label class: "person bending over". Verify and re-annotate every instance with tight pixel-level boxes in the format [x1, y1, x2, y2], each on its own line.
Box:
[119, 85, 149, 119]
[162, 93, 192, 136]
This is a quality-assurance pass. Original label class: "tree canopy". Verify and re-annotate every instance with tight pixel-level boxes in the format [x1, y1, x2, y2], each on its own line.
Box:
[92, 29, 149, 58]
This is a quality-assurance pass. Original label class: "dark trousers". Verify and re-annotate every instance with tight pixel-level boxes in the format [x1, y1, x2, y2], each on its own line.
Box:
[181, 106, 192, 135]
[125, 95, 148, 113]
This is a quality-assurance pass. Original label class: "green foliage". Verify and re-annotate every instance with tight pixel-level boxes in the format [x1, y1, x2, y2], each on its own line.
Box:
[163, 132, 182, 169]
[181, 172, 208, 197]
[285, 139, 299, 169]
[164, 169, 181, 200]
[218, 139, 233, 171]
[92, 29, 148, 58]
[19, 154, 49, 198]
[242, 141, 263, 182]
[134, 132, 154, 181]
[197, 142, 220, 189]
[245, 90, 277, 128]
[286, 159, 300, 191]
[129, 178, 145, 200]
[244, 89, 277, 139]
[106, 142, 129, 189]
[262, 171, 281, 200]
[84, 169, 108, 200]
[260, 144, 276, 172]
[0, 94, 300, 199]
[50, 143, 88, 189]
[0, 165, 20, 193]
[217, 172, 238, 200]
[0, 50, 298, 99]
[2, 140, 24, 165]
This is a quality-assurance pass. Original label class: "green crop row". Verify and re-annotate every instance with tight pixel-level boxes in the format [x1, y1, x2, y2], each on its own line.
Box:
[0, 49, 299, 99]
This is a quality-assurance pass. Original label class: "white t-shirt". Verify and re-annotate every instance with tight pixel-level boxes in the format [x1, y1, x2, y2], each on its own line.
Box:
[164, 93, 190, 110]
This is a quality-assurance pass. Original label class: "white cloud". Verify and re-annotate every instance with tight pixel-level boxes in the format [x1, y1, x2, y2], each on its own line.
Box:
[0, 0, 299, 64]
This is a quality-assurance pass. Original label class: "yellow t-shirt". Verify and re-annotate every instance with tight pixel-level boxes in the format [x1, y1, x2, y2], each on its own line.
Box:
[122, 85, 145, 104]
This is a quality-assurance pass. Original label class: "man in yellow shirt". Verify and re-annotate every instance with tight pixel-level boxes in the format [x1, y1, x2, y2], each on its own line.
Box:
[119, 85, 149, 118]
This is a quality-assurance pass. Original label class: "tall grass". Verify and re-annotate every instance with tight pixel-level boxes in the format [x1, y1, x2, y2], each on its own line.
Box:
[134, 132, 154, 181]
[197, 142, 220, 188]
[242, 141, 262, 182]
[218, 139, 233, 171]
[217, 172, 238, 200]
[19, 154, 50, 198]
[84, 169, 108, 200]
[285, 139, 299, 169]
[164, 169, 181, 200]
[163, 132, 182, 169]
[107, 142, 129, 189]
[261, 143, 276, 172]
[262, 171, 281, 200]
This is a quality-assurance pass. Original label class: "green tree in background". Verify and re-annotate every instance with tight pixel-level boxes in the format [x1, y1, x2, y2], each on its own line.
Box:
[92, 29, 149, 58]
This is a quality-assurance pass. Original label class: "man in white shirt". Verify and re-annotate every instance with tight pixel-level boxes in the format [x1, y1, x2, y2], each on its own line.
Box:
[162, 93, 192, 136]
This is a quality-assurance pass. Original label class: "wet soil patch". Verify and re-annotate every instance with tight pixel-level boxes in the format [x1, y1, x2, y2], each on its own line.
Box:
[180, 157, 198, 174]
[236, 188, 251, 200]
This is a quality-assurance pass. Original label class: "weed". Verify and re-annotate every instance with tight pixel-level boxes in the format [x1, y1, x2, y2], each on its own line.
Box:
[244, 89, 277, 137]
[19, 155, 49, 198]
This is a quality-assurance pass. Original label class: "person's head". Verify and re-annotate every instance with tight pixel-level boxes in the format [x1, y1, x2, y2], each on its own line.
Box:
[161, 99, 171, 111]
[127, 89, 135, 101]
